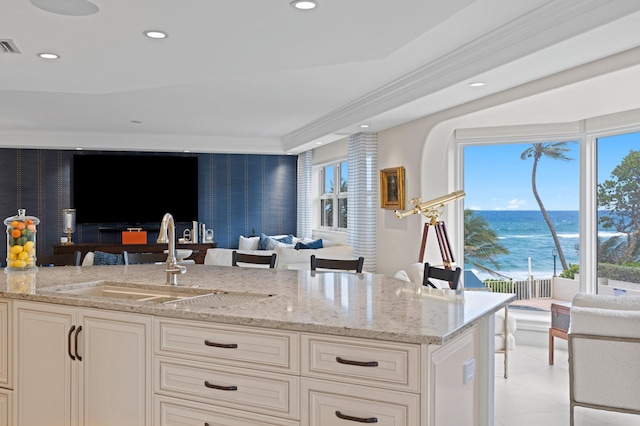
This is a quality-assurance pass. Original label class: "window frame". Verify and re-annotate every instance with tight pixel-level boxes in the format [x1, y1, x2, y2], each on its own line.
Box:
[319, 160, 348, 231]
[456, 119, 640, 295]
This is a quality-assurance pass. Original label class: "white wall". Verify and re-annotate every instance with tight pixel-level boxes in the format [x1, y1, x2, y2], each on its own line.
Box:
[375, 47, 640, 277]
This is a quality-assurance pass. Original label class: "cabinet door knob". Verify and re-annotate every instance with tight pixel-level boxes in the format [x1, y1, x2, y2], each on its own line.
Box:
[335, 410, 378, 423]
[68, 325, 76, 361]
[204, 340, 238, 349]
[336, 356, 379, 367]
[204, 381, 237, 391]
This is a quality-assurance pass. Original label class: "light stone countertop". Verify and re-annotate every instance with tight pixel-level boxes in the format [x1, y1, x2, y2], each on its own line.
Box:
[1, 264, 515, 345]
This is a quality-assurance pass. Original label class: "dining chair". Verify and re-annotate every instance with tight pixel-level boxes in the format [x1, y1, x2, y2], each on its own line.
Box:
[123, 251, 168, 265]
[231, 250, 277, 269]
[37, 251, 82, 267]
[310, 255, 364, 273]
[422, 262, 462, 289]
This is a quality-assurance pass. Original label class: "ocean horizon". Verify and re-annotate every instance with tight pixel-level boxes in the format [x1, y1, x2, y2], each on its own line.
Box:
[465, 210, 621, 281]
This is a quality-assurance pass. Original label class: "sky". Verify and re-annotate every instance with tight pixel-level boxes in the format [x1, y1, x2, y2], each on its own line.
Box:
[463, 132, 639, 211]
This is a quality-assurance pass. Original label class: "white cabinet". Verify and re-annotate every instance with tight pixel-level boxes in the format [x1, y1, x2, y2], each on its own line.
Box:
[153, 317, 299, 425]
[0, 301, 11, 426]
[13, 301, 151, 426]
[300, 334, 421, 426]
[0, 301, 9, 389]
[302, 378, 419, 426]
[0, 389, 11, 426]
[425, 327, 478, 426]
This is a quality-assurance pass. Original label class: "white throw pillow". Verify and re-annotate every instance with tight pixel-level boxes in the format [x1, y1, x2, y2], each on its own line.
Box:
[81, 251, 95, 266]
[394, 270, 411, 282]
[238, 236, 259, 250]
[407, 262, 426, 285]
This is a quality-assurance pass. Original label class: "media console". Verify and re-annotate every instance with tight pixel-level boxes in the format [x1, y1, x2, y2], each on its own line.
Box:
[53, 242, 217, 264]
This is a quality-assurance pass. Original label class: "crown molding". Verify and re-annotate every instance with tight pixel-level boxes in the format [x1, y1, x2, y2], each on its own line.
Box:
[281, 0, 640, 151]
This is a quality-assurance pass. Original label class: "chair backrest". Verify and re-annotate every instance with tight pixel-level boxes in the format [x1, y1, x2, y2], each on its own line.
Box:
[310, 255, 365, 273]
[423, 263, 462, 289]
[37, 251, 82, 267]
[123, 251, 168, 265]
[231, 250, 277, 269]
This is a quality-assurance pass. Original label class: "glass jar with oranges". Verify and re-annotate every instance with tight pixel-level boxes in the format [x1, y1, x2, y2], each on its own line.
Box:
[4, 209, 39, 271]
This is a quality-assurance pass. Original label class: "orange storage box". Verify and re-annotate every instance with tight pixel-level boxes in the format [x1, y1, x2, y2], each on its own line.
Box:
[122, 228, 147, 244]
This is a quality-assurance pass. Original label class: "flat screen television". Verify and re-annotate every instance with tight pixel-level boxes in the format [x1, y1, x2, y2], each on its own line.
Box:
[73, 154, 199, 224]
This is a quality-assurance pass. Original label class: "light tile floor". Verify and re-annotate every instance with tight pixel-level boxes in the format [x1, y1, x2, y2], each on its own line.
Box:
[494, 342, 640, 426]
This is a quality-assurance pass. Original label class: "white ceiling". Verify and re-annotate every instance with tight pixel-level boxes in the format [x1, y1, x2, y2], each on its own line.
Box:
[1, 0, 640, 154]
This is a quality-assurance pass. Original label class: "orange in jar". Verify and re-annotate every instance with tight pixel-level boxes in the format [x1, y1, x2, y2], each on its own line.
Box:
[11, 229, 22, 238]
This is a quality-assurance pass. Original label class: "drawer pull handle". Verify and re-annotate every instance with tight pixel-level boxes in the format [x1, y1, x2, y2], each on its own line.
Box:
[204, 380, 238, 391]
[336, 356, 379, 367]
[68, 325, 76, 361]
[75, 325, 83, 361]
[204, 340, 238, 349]
[335, 410, 378, 423]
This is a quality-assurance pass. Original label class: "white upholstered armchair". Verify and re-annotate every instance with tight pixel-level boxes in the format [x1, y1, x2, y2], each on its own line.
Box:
[568, 294, 640, 425]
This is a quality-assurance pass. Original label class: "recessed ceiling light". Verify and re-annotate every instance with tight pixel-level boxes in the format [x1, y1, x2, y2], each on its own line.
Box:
[469, 82, 485, 87]
[37, 52, 60, 59]
[315, 141, 323, 145]
[75, 147, 83, 151]
[131, 120, 142, 124]
[291, 0, 317, 10]
[143, 30, 168, 39]
[359, 124, 370, 128]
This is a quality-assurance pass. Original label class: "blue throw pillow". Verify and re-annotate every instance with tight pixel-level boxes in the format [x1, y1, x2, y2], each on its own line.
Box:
[258, 233, 294, 250]
[93, 251, 124, 265]
[294, 239, 323, 250]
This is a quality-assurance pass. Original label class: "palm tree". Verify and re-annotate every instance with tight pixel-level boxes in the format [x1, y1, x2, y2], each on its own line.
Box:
[464, 209, 509, 277]
[520, 142, 573, 271]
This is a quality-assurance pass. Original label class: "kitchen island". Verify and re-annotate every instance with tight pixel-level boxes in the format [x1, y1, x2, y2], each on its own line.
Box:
[1, 264, 514, 426]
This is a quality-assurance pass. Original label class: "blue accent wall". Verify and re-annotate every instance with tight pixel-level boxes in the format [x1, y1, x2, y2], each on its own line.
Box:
[0, 148, 297, 262]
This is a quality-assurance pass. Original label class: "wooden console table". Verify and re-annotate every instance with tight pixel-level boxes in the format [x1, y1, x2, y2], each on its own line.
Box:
[53, 242, 217, 265]
[549, 301, 571, 365]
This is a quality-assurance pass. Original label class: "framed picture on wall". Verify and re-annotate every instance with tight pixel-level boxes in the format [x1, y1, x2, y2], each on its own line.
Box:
[380, 166, 405, 210]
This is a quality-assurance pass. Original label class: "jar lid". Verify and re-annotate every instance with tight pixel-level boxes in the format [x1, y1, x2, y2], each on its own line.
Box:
[4, 208, 40, 225]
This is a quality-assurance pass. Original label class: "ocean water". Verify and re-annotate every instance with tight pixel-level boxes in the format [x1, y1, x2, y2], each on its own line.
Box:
[465, 210, 620, 281]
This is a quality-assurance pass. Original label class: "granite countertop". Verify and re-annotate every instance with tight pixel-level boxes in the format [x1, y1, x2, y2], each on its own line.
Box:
[1, 264, 515, 345]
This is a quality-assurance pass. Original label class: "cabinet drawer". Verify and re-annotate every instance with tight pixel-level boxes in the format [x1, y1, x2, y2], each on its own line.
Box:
[301, 334, 419, 392]
[154, 395, 299, 426]
[155, 357, 299, 419]
[301, 378, 419, 426]
[155, 318, 298, 373]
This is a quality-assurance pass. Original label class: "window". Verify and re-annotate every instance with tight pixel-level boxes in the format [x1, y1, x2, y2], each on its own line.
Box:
[458, 121, 640, 296]
[463, 141, 579, 281]
[597, 132, 640, 287]
[320, 161, 348, 229]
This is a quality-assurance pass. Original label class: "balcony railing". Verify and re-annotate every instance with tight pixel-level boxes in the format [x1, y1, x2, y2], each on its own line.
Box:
[484, 278, 553, 300]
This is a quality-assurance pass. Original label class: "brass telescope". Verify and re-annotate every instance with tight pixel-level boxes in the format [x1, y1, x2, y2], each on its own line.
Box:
[394, 190, 465, 222]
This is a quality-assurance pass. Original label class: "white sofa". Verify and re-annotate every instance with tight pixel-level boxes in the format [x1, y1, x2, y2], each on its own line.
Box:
[204, 235, 355, 270]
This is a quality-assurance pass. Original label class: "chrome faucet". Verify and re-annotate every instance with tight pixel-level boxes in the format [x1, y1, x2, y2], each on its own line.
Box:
[157, 213, 186, 285]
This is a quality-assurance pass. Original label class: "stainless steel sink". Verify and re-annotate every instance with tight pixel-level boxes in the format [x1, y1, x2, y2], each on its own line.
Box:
[53, 281, 274, 307]
[56, 281, 214, 303]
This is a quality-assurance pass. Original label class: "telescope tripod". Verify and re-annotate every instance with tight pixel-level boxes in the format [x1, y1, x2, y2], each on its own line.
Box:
[418, 220, 455, 269]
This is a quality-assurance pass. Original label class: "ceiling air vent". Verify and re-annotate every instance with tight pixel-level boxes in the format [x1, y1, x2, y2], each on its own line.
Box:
[0, 39, 21, 54]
